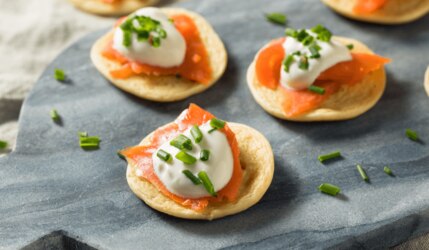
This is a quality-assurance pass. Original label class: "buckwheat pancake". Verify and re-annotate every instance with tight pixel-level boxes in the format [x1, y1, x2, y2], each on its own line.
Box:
[126, 122, 274, 220]
[321, 0, 429, 24]
[247, 37, 387, 121]
[91, 8, 227, 102]
[69, 0, 158, 16]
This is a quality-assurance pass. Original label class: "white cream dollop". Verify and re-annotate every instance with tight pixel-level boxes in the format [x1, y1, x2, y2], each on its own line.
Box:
[113, 7, 186, 67]
[152, 122, 234, 199]
[280, 30, 352, 90]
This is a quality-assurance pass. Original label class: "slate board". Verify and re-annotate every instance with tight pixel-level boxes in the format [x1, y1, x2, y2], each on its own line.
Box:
[1, 0, 429, 249]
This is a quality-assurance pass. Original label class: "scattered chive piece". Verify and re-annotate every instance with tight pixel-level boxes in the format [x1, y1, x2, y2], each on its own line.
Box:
[198, 171, 217, 197]
[308, 85, 325, 95]
[298, 55, 309, 70]
[318, 183, 340, 196]
[182, 170, 202, 185]
[120, 15, 167, 48]
[356, 164, 369, 182]
[0, 140, 7, 149]
[79, 136, 100, 150]
[157, 149, 172, 162]
[318, 151, 341, 163]
[347, 44, 354, 50]
[200, 149, 210, 161]
[117, 151, 125, 160]
[170, 134, 193, 151]
[309, 45, 321, 59]
[50, 109, 60, 122]
[54, 68, 66, 81]
[405, 129, 419, 141]
[123, 30, 132, 47]
[210, 118, 226, 130]
[191, 125, 203, 143]
[265, 13, 287, 25]
[296, 29, 309, 42]
[175, 151, 197, 165]
[285, 28, 298, 38]
[208, 128, 217, 134]
[302, 35, 314, 46]
[384, 166, 393, 176]
[283, 55, 294, 73]
[311, 24, 332, 42]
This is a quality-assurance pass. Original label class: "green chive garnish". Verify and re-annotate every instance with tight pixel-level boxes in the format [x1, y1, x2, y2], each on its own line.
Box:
[347, 44, 354, 50]
[405, 129, 419, 141]
[210, 118, 226, 130]
[318, 151, 341, 163]
[79, 135, 100, 150]
[182, 170, 202, 185]
[318, 183, 340, 196]
[311, 24, 332, 42]
[157, 149, 172, 162]
[198, 171, 217, 197]
[200, 149, 210, 161]
[175, 151, 197, 165]
[120, 15, 167, 48]
[298, 55, 309, 70]
[283, 55, 294, 73]
[356, 164, 369, 182]
[309, 45, 321, 59]
[117, 151, 125, 160]
[296, 29, 309, 42]
[384, 166, 393, 176]
[170, 134, 193, 150]
[0, 140, 8, 149]
[302, 35, 314, 46]
[308, 85, 325, 95]
[123, 30, 132, 47]
[50, 109, 60, 123]
[285, 28, 298, 38]
[208, 128, 217, 134]
[191, 125, 203, 143]
[54, 68, 66, 81]
[265, 13, 287, 25]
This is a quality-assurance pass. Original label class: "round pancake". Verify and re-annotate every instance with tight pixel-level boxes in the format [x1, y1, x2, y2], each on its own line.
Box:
[321, 0, 429, 24]
[91, 8, 227, 102]
[68, 0, 158, 16]
[246, 36, 387, 121]
[126, 122, 274, 220]
[425, 65, 429, 96]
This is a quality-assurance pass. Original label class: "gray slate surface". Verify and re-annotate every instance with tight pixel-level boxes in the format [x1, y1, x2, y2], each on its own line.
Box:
[1, 0, 429, 249]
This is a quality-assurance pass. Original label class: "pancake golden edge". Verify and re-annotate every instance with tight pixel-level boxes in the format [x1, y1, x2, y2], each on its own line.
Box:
[247, 36, 386, 122]
[91, 8, 227, 102]
[68, 0, 158, 16]
[425, 66, 429, 96]
[126, 122, 274, 220]
[321, 0, 429, 24]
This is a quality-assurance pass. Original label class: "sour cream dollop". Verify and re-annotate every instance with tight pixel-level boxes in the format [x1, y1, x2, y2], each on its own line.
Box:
[113, 7, 186, 68]
[280, 30, 352, 90]
[152, 122, 234, 198]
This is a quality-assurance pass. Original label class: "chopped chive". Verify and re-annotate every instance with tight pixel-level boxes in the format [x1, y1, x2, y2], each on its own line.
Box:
[285, 28, 298, 38]
[265, 13, 287, 25]
[308, 85, 325, 94]
[356, 164, 369, 182]
[298, 55, 309, 70]
[170, 134, 193, 151]
[175, 151, 197, 165]
[157, 149, 172, 162]
[208, 128, 217, 134]
[198, 171, 217, 197]
[292, 51, 301, 56]
[117, 151, 125, 160]
[79, 136, 100, 150]
[0, 140, 8, 149]
[283, 55, 294, 73]
[405, 129, 419, 141]
[137, 31, 149, 42]
[123, 30, 132, 47]
[347, 44, 354, 50]
[384, 166, 393, 176]
[54, 68, 66, 81]
[182, 170, 202, 185]
[210, 118, 226, 130]
[200, 149, 210, 161]
[151, 36, 161, 48]
[50, 109, 60, 122]
[311, 24, 332, 42]
[190, 125, 203, 143]
[318, 183, 340, 196]
[296, 29, 309, 42]
[309, 45, 321, 59]
[302, 35, 314, 46]
[318, 151, 341, 163]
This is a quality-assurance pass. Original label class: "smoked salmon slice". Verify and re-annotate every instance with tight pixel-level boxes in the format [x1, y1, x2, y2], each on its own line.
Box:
[255, 38, 390, 117]
[120, 104, 242, 211]
[102, 14, 212, 84]
[353, 0, 388, 14]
